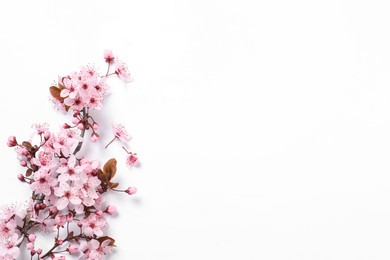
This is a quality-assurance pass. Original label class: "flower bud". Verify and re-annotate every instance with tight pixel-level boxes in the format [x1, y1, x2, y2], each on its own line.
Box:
[36, 248, 42, 255]
[28, 234, 36, 242]
[104, 205, 117, 215]
[26, 242, 34, 250]
[77, 123, 84, 130]
[20, 161, 27, 167]
[63, 123, 70, 129]
[125, 187, 137, 195]
[7, 136, 17, 147]
[44, 131, 51, 140]
[17, 174, 25, 182]
[49, 206, 58, 215]
[67, 244, 79, 255]
[91, 133, 99, 142]
[92, 122, 99, 130]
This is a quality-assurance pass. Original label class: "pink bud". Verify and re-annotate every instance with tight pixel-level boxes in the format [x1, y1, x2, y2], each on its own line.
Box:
[66, 212, 74, 222]
[49, 206, 58, 215]
[67, 244, 78, 255]
[91, 133, 99, 142]
[77, 123, 84, 130]
[7, 136, 17, 147]
[44, 131, 51, 140]
[73, 110, 80, 117]
[57, 239, 63, 245]
[63, 123, 70, 129]
[92, 122, 99, 130]
[30, 249, 36, 255]
[36, 248, 42, 255]
[105, 205, 117, 215]
[26, 242, 34, 250]
[104, 49, 115, 63]
[95, 210, 103, 216]
[20, 161, 27, 167]
[125, 187, 137, 195]
[55, 215, 67, 227]
[17, 174, 25, 182]
[77, 221, 83, 227]
[28, 234, 36, 242]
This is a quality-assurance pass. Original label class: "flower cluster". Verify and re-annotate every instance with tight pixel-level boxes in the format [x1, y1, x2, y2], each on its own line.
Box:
[2, 50, 139, 259]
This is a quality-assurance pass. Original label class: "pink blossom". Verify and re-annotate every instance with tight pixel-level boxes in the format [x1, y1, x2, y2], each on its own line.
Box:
[104, 49, 114, 63]
[91, 133, 99, 142]
[6, 136, 17, 147]
[54, 182, 82, 210]
[67, 244, 78, 255]
[79, 175, 101, 207]
[104, 205, 117, 215]
[114, 58, 132, 82]
[0, 233, 23, 258]
[125, 187, 137, 195]
[112, 124, 130, 142]
[79, 239, 113, 260]
[126, 153, 138, 167]
[57, 155, 83, 182]
[80, 213, 107, 237]
[30, 209, 56, 233]
[30, 168, 58, 196]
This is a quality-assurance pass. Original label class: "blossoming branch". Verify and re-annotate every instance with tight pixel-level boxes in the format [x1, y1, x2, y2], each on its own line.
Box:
[1, 50, 139, 260]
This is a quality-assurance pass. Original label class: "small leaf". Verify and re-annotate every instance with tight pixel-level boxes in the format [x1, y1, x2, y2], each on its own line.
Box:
[109, 182, 119, 189]
[49, 86, 63, 102]
[26, 169, 32, 177]
[103, 158, 117, 181]
[97, 236, 116, 247]
[22, 141, 32, 150]
[97, 169, 108, 183]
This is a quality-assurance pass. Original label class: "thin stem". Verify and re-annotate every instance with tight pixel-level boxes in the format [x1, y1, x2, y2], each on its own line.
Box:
[122, 146, 131, 154]
[73, 108, 87, 155]
[105, 137, 117, 149]
[105, 62, 111, 77]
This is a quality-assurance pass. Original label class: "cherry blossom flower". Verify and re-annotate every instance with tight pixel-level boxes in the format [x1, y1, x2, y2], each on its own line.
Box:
[80, 213, 107, 237]
[126, 153, 138, 167]
[112, 124, 130, 142]
[104, 49, 114, 63]
[114, 58, 132, 82]
[30, 168, 58, 196]
[57, 155, 84, 182]
[79, 239, 113, 260]
[54, 182, 82, 211]
[0, 233, 23, 259]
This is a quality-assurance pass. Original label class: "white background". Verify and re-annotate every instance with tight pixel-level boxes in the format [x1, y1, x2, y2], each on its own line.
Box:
[1, 0, 390, 259]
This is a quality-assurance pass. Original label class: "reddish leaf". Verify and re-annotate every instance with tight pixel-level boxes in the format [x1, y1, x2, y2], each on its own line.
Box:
[97, 236, 116, 247]
[49, 86, 63, 102]
[26, 169, 32, 177]
[109, 182, 119, 189]
[103, 158, 117, 181]
[22, 141, 32, 150]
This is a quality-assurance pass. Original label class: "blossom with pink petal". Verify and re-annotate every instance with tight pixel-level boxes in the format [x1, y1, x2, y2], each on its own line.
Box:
[30, 168, 58, 196]
[104, 49, 114, 63]
[54, 182, 82, 211]
[112, 124, 130, 142]
[114, 58, 132, 82]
